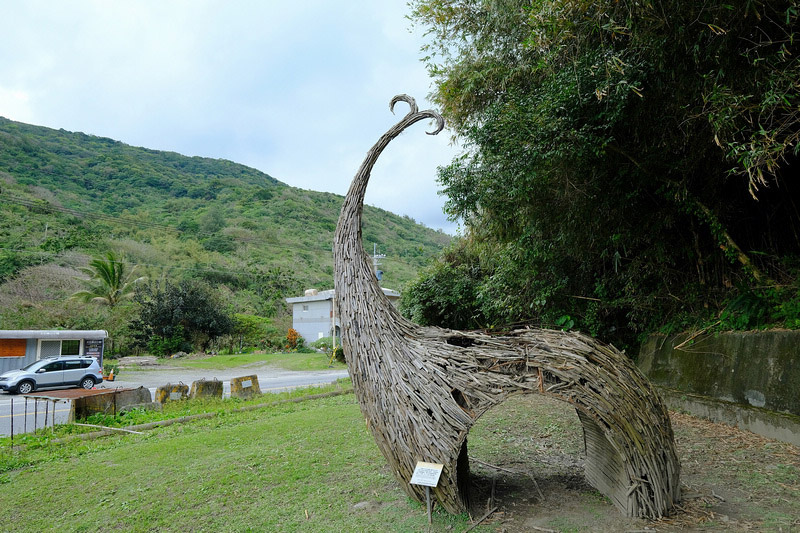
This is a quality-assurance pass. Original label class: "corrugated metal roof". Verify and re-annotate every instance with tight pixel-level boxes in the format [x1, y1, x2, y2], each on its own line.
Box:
[0, 330, 108, 340]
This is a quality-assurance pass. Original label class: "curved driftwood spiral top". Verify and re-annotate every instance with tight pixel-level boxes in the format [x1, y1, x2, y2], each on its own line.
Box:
[333, 95, 680, 518]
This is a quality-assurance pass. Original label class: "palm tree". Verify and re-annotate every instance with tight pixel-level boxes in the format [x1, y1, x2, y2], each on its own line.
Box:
[72, 251, 145, 307]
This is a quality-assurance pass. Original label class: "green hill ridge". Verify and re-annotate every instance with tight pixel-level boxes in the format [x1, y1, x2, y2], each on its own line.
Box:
[0, 116, 449, 346]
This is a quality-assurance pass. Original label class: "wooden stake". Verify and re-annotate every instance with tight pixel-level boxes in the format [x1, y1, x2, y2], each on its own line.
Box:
[426, 486, 432, 524]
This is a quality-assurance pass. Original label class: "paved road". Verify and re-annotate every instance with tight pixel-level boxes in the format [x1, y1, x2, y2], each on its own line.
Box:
[0, 364, 349, 436]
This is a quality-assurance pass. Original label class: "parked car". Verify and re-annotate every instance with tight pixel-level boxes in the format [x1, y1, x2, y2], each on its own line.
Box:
[0, 356, 103, 394]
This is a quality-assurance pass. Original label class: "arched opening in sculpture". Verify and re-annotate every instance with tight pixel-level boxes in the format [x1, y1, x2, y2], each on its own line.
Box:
[429, 330, 680, 518]
[333, 95, 681, 519]
[465, 393, 593, 510]
[452, 381, 663, 518]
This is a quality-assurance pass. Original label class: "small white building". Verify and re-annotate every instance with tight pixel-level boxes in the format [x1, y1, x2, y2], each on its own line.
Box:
[286, 288, 400, 342]
[0, 330, 108, 373]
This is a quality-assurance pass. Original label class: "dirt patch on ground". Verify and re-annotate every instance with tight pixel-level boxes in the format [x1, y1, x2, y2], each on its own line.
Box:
[464, 394, 800, 532]
[116, 356, 163, 368]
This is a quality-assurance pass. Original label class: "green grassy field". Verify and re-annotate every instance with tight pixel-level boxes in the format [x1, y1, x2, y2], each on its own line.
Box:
[172, 352, 347, 372]
[0, 389, 477, 532]
[2, 386, 796, 532]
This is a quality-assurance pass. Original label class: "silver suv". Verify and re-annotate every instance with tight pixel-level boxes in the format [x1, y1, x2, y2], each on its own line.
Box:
[0, 356, 103, 394]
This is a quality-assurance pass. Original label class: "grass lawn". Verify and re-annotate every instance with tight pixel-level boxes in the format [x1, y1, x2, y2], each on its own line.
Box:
[0, 390, 476, 532]
[171, 351, 346, 372]
[2, 387, 797, 532]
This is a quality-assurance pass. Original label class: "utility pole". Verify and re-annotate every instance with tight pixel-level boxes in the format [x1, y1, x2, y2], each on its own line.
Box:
[372, 243, 386, 281]
[331, 244, 338, 353]
[332, 289, 337, 352]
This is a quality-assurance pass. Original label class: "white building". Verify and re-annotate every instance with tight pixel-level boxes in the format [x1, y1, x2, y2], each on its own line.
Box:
[285, 288, 400, 342]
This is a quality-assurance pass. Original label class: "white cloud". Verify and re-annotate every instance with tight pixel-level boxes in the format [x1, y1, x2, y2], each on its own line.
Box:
[0, 0, 461, 233]
[0, 87, 34, 123]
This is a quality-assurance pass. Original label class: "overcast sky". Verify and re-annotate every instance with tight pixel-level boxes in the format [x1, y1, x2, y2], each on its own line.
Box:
[0, 1, 462, 234]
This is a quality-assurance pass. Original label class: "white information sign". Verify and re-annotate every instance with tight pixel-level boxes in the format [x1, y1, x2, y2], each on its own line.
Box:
[169, 392, 183, 400]
[409, 462, 444, 487]
[242, 380, 252, 388]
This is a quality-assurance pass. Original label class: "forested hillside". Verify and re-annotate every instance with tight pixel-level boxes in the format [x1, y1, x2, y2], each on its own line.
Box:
[402, 0, 800, 350]
[0, 117, 449, 352]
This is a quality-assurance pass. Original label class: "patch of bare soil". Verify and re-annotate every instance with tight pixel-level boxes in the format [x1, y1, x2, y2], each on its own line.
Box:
[116, 355, 161, 367]
[464, 394, 800, 532]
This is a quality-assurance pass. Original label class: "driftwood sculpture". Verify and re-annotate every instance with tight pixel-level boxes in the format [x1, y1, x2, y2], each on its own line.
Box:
[333, 95, 680, 518]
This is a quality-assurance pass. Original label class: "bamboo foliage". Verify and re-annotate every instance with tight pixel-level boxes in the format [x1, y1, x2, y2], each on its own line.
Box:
[333, 95, 680, 518]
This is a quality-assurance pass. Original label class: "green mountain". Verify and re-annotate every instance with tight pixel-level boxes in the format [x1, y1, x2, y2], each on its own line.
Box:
[0, 117, 449, 338]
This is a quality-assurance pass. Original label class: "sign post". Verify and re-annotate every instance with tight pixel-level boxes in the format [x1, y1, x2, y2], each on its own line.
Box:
[410, 461, 443, 524]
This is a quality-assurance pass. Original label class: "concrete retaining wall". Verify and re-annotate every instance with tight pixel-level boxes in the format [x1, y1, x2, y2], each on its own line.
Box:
[639, 331, 800, 445]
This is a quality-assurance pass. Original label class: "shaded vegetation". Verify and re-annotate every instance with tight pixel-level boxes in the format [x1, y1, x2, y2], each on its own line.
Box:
[404, 0, 800, 349]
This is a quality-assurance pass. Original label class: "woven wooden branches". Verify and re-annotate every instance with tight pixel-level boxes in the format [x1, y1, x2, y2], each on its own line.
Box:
[333, 95, 680, 518]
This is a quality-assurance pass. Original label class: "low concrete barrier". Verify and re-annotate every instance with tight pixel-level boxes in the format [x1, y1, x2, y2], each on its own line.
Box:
[230, 375, 261, 399]
[155, 383, 189, 403]
[72, 387, 153, 419]
[190, 378, 223, 399]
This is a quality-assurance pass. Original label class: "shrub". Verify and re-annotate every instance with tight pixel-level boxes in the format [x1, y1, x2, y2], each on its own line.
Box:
[310, 336, 343, 353]
[285, 328, 303, 350]
[130, 280, 233, 355]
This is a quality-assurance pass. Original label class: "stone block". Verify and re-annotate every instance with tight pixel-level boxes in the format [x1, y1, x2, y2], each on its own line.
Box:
[155, 382, 189, 403]
[190, 378, 223, 399]
[230, 375, 261, 399]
